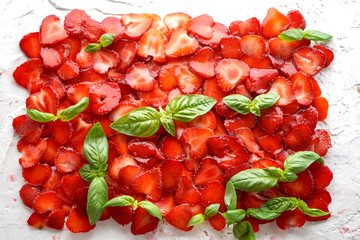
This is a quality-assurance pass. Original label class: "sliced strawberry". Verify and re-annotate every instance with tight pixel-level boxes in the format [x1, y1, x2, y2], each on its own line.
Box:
[150, 14, 170, 38]
[197, 22, 229, 49]
[28, 212, 48, 229]
[132, 168, 162, 201]
[22, 164, 52, 186]
[131, 206, 159, 235]
[66, 206, 95, 233]
[182, 128, 214, 159]
[201, 181, 226, 211]
[216, 59, 250, 92]
[165, 29, 199, 57]
[240, 35, 265, 59]
[189, 14, 214, 39]
[81, 18, 105, 42]
[118, 165, 142, 192]
[43, 170, 63, 190]
[312, 97, 329, 121]
[310, 77, 322, 98]
[259, 107, 283, 134]
[308, 189, 332, 206]
[128, 139, 164, 162]
[160, 160, 182, 190]
[257, 134, 283, 155]
[46, 209, 65, 230]
[57, 60, 79, 80]
[19, 184, 40, 208]
[108, 155, 137, 181]
[88, 82, 121, 115]
[160, 136, 185, 160]
[313, 45, 334, 68]
[138, 81, 168, 107]
[194, 157, 224, 187]
[33, 191, 61, 214]
[26, 86, 58, 115]
[287, 10, 306, 29]
[109, 134, 131, 156]
[13, 59, 46, 93]
[209, 213, 226, 231]
[234, 128, 264, 157]
[138, 29, 167, 63]
[224, 113, 257, 134]
[110, 196, 133, 225]
[122, 13, 153, 40]
[294, 106, 319, 132]
[75, 39, 92, 69]
[189, 47, 215, 78]
[279, 169, 314, 199]
[64, 9, 90, 36]
[310, 164, 333, 190]
[61, 174, 85, 199]
[229, 17, 260, 37]
[40, 44, 68, 69]
[279, 59, 298, 77]
[175, 64, 202, 94]
[52, 120, 73, 145]
[67, 82, 92, 104]
[293, 47, 326, 76]
[109, 101, 137, 122]
[261, 8, 290, 38]
[18, 139, 47, 168]
[54, 147, 83, 173]
[44, 76, 66, 100]
[246, 68, 278, 94]
[220, 36, 243, 59]
[305, 198, 331, 221]
[242, 191, 268, 209]
[166, 204, 193, 232]
[269, 38, 310, 60]
[101, 17, 124, 41]
[188, 111, 217, 130]
[268, 76, 295, 106]
[252, 158, 283, 169]
[163, 12, 191, 30]
[78, 68, 107, 83]
[90, 49, 119, 74]
[125, 62, 155, 91]
[313, 129, 332, 156]
[55, 185, 73, 205]
[284, 124, 312, 150]
[20, 32, 41, 58]
[40, 15, 68, 44]
[107, 68, 125, 83]
[158, 61, 182, 91]
[276, 209, 306, 230]
[109, 40, 138, 73]
[13, 115, 43, 143]
[175, 176, 201, 205]
[154, 192, 176, 216]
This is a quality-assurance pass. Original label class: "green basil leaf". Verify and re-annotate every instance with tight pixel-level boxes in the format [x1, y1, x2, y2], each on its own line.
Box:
[298, 200, 330, 217]
[233, 221, 255, 240]
[138, 201, 163, 222]
[225, 181, 237, 211]
[59, 97, 89, 121]
[27, 109, 57, 122]
[304, 30, 333, 41]
[87, 177, 108, 225]
[266, 167, 283, 177]
[78, 164, 97, 182]
[100, 33, 115, 48]
[204, 204, 220, 218]
[85, 43, 102, 52]
[220, 209, 246, 223]
[247, 208, 281, 220]
[110, 107, 161, 137]
[83, 122, 109, 170]
[260, 197, 298, 213]
[278, 28, 304, 41]
[253, 93, 280, 110]
[160, 113, 175, 137]
[223, 94, 251, 115]
[279, 171, 298, 182]
[284, 151, 324, 174]
[230, 168, 281, 192]
[187, 213, 205, 227]
[103, 195, 135, 207]
[249, 103, 260, 116]
[166, 95, 217, 122]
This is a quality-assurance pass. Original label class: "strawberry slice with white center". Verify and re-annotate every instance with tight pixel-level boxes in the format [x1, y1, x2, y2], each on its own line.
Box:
[122, 13, 153, 40]
[108, 155, 138, 181]
[40, 44, 69, 69]
[13, 59, 46, 93]
[189, 47, 215, 78]
[165, 29, 199, 58]
[289, 72, 314, 105]
[292, 46, 326, 76]
[194, 158, 224, 187]
[125, 62, 155, 91]
[75, 39, 92, 69]
[188, 14, 215, 39]
[240, 35, 266, 59]
[101, 17, 125, 42]
[110, 40, 138, 73]
[216, 59, 250, 91]
[131, 168, 162, 202]
[198, 22, 229, 49]
[268, 76, 295, 106]
[269, 38, 310, 60]
[88, 82, 121, 115]
[182, 128, 214, 159]
[54, 146, 83, 173]
[40, 15, 69, 45]
[90, 49, 119, 74]
[67, 82, 92, 104]
[20, 32, 41, 58]
[18, 139, 47, 168]
[26, 86, 59, 115]
[188, 111, 217, 130]
[149, 14, 170, 38]
[164, 12, 191, 31]
[138, 29, 167, 63]
[175, 64, 202, 94]
[261, 8, 290, 38]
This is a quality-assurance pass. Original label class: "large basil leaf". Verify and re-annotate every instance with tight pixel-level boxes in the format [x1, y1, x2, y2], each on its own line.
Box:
[225, 181, 237, 211]
[247, 208, 281, 220]
[260, 197, 298, 213]
[27, 109, 57, 122]
[223, 94, 251, 115]
[304, 30, 333, 41]
[100, 33, 115, 48]
[233, 221, 255, 240]
[59, 97, 89, 121]
[87, 177, 108, 225]
[284, 151, 324, 174]
[278, 29, 304, 41]
[103, 195, 135, 207]
[252, 93, 280, 110]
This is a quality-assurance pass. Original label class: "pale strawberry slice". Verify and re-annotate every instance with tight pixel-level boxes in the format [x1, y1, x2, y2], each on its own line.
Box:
[54, 147, 83, 173]
[165, 29, 199, 58]
[182, 128, 214, 159]
[89, 82, 121, 115]
[269, 38, 310, 60]
[257, 134, 283, 155]
[13, 59, 46, 93]
[188, 111, 217, 130]
[109, 101, 137, 122]
[189, 47, 215, 78]
[20, 32, 41, 58]
[81, 18, 105, 42]
[280, 169, 314, 199]
[175, 64, 202, 94]
[160, 160, 182, 190]
[33, 191, 61, 214]
[261, 8, 290, 38]
[194, 157, 224, 187]
[150, 14, 170, 38]
[293, 47, 326, 76]
[175, 176, 201, 205]
[40, 15, 68, 44]
[259, 107, 284, 134]
[197, 22, 229, 49]
[268, 76, 295, 106]
[216, 59, 250, 91]
[66, 206, 95, 233]
[289, 72, 314, 106]
[125, 62, 155, 91]
[108, 155, 137, 181]
[132, 168, 162, 201]
[46, 209, 65, 230]
[90, 49, 119, 74]
[160, 136, 185, 160]
[234, 128, 264, 157]
[287, 10, 306, 29]
[240, 35, 266, 59]
[246, 68, 278, 94]
[276, 209, 306, 230]
[158, 61, 182, 91]
[229, 17, 260, 37]
[67, 82, 92, 104]
[122, 13, 153, 40]
[164, 12, 191, 31]
[75, 39, 92, 69]
[27, 212, 48, 229]
[138, 82, 168, 107]
[13, 115, 43, 143]
[26, 86, 58, 115]
[313, 45, 334, 68]
[284, 124, 312, 151]
[20, 184, 41, 208]
[201, 181, 226, 210]
[64, 9, 90, 36]
[40, 44, 69, 69]
[18, 139, 47, 168]
[131, 206, 159, 235]
[166, 204, 193, 232]
[22, 164, 52, 186]
[188, 14, 215, 39]
[101, 17, 125, 42]
[57, 60, 80, 80]
[138, 29, 167, 63]
[109, 40, 138, 73]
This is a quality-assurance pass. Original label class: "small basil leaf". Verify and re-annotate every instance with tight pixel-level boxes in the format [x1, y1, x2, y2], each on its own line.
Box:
[85, 43, 102, 53]
[27, 109, 57, 122]
[166, 95, 217, 122]
[160, 114, 175, 137]
[187, 213, 205, 227]
[260, 197, 298, 213]
[223, 94, 251, 115]
[78, 164, 97, 182]
[59, 97, 89, 121]
[100, 33, 115, 48]
[247, 208, 281, 220]
[220, 209, 246, 223]
[279, 171, 298, 182]
[304, 30, 333, 41]
[204, 204, 220, 218]
[110, 107, 161, 137]
[230, 168, 280, 192]
[278, 29, 304, 41]
[84, 122, 109, 170]
[225, 181, 237, 211]
[249, 103, 261, 116]
[298, 200, 330, 217]
[284, 151, 323, 174]
[103, 195, 135, 207]
[233, 221, 255, 240]
[138, 201, 163, 222]
[253, 93, 280, 110]
[87, 177, 108, 225]
[267, 167, 283, 177]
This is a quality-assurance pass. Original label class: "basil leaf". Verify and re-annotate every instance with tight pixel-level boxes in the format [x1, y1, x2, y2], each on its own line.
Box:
[267, 167, 283, 177]
[298, 200, 330, 217]
[220, 209, 246, 223]
[85, 43, 102, 52]
[247, 208, 281, 220]
[100, 33, 115, 48]
[225, 181, 237, 211]
[233, 221, 255, 240]
[230, 168, 281, 192]
[278, 28, 304, 41]
[304, 30, 333, 41]
[253, 93, 280, 110]
[27, 109, 57, 122]
[284, 151, 323, 174]
[78, 164, 98, 182]
[110, 107, 161, 137]
[87, 177, 108, 225]
[166, 95, 217, 122]
[103, 195, 135, 207]
[279, 171, 298, 182]
[160, 114, 175, 137]
[249, 103, 260, 116]
[138, 201, 163, 222]
[223, 94, 251, 115]
[59, 97, 89, 121]
[204, 204, 220, 218]
[260, 197, 298, 213]
[84, 122, 109, 170]
[187, 213, 205, 227]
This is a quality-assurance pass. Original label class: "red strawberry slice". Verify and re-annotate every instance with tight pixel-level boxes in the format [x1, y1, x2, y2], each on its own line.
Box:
[20, 32, 41, 58]
[287, 10, 306, 29]
[309, 189, 332, 206]
[257, 134, 284, 155]
[27, 212, 48, 229]
[166, 204, 193, 232]
[110, 196, 133, 225]
[158, 61, 182, 91]
[268, 76, 295, 106]
[109, 134, 131, 156]
[18, 139, 47, 168]
[13, 115, 43, 143]
[209, 213, 226, 231]
[26, 86, 59, 115]
[276, 209, 306, 230]
[61, 173, 85, 199]
[175, 176, 201, 205]
[132, 168, 162, 201]
[305, 198, 331, 221]
[165, 29, 199, 58]
[57, 60, 80, 80]
[128, 139, 164, 162]
[175, 64, 202, 94]
[160, 160, 182, 190]
[312, 97, 329, 121]
[269, 54, 285, 69]
[166, 87, 183, 105]
[246, 68, 278, 94]
[164, 12, 191, 31]
[81, 18, 105, 42]
[78, 68, 107, 83]
[67, 82, 92, 104]
[131, 206, 159, 235]
[240, 35, 266, 59]
[13, 59, 46, 93]
[182, 128, 214, 159]
[194, 157, 224, 187]
[109, 40, 138, 73]
[201, 181, 226, 211]
[138, 82, 168, 108]
[155, 192, 176, 216]
[101, 17, 125, 42]
[46, 209, 65, 230]
[284, 124, 312, 150]
[22, 164, 52, 186]
[234, 128, 264, 157]
[259, 107, 284, 134]
[203, 78, 229, 103]
[90, 49, 119, 74]
[125, 62, 155, 91]
[279, 59, 298, 77]
[52, 120, 73, 145]
[281, 101, 301, 115]
[54, 146, 83, 173]
[122, 13, 153, 40]
[55, 185, 73, 205]
[66, 206, 95, 233]
[293, 47, 326, 76]
[189, 47, 215, 78]
[20, 184, 41, 208]
[197, 22, 229, 49]
[107, 68, 125, 83]
[40, 44, 69, 69]
[252, 158, 283, 169]
[189, 14, 215, 39]
[40, 15, 68, 44]
[160, 136, 185, 160]
[294, 106, 319, 132]
[118, 165, 142, 192]
[44, 76, 66, 100]
[224, 113, 257, 134]
[138, 29, 167, 63]
[89, 82, 121, 115]
[75, 39, 92, 69]
[64, 9, 90, 36]
[242, 191, 269, 209]
[313, 129, 332, 156]
[108, 155, 137, 181]
[42, 170, 63, 191]
[229, 17, 260, 37]
[216, 59, 250, 91]
[313, 45, 334, 68]
[109, 101, 137, 122]
[279, 169, 314, 199]
[150, 14, 170, 38]
[33, 191, 61, 214]
[310, 164, 333, 190]
[188, 111, 217, 130]
[269, 38, 310, 60]
[220, 36, 243, 59]
[261, 8, 290, 38]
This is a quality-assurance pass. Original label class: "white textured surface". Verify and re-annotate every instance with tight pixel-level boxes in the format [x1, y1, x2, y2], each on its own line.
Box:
[0, 0, 359, 239]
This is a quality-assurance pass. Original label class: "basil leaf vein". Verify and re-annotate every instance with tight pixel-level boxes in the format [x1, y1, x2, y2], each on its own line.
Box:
[87, 177, 108, 225]
[84, 122, 109, 169]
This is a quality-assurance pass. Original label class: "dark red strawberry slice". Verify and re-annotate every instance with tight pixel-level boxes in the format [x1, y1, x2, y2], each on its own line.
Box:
[20, 184, 41, 208]
[310, 164, 333, 190]
[246, 68, 278, 94]
[312, 97, 329, 121]
[305, 198, 331, 221]
[276, 209, 306, 230]
[165, 29, 199, 57]
[26, 86, 59, 115]
[160, 160, 182, 190]
[132, 168, 162, 201]
[128, 139, 164, 162]
[259, 107, 284, 134]
[57, 60, 80, 80]
[224, 113, 256, 134]
[138, 29, 167, 63]
[54, 147, 83, 173]
[33, 191, 61, 214]
[118, 165, 142, 193]
[13, 59, 46, 93]
[242, 191, 268, 209]
[240, 35, 265, 59]
[279, 169, 314, 199]
[294, 106, 319, 132]
[40, 15, 68, 44]
[110, 195, 133, 225]
[160, 136, 185, 160]
[125, 62, 155, 91]
[194, 157, 224, 187]
[175, 64, 202, 94]
[209, 213, 226, 231]
[27, 212, 48, 229]
[189, 47, 215, 78]
[257, 134, 284, 155]
[235, 128, 264, 157]
[201, 180, 226, 211]
[42, 170, 63, 191]
[269, 38, 310, 60]
[182, 128, 214, 159]
[284, 124, 312, 150]
[166, 204, 193, 232]
[313, 129, 332, 156]
[46, 209, 65, 230]
[20, 32, 41, 58]
[66, 206, 95, 233]
[313, 45, 334, 68]
[229, 17, 260, 37]
[18, 139, 47, 168]
[122, 13, 153, 40]
[64, 9, 90, 36]
[241, 53, 273, 69]
[293, 47, 326, 76]
[52, 120, 73, 145]
[309, 189, 332, 206]
[131, 206, 159, 235]
[101, 17, 125, 42]
[89, 82, 121, 115]
[268, 76, 295, 106]
[164, 12, 191, 31]
[287, 10, 306, 29]
[220, 36, 243, 59]
[22, 164, 52, 186]
[189, 14, 214, 39]
[13, 115, 43, 143]
[81, 18, 105, 42]
[216, 59, 250, 91]
[176, 176, 201, 205]
[90, 49, 119, 74]
[261, 8, 290, 38]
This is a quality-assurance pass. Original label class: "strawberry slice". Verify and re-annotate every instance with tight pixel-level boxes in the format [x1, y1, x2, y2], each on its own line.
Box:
[201, 181, 226, 210]
[293, 47, 326, 76]
[54, 147, 83, 173]
[182, 128, 214, 159]
[229, 17, 260, 37]
[175, 176, 201, 205]
[289, 72, 314, 106]
[90, 49, 119, 74]
[26, 86, 59, 115]
[160, 160, 182, 190]
[203, 78, 229, 103]
[46, 209, 65, 230]
[42, 170, 63, 190]
[52, 120, 73, 145]
[224, 113, 257, 134]
[108, 155, 138, 181]
[128, 139, 164, 163]
[18, 139, 47, 168]
[310, 164, 333, 190]
[40, 15, 68, 44]
[188, 111, 217, 130]
[44, 76, 66, 100]
[110, 196, 133, 225]
[175, 64, 202, 94]
[22, 164, 52, 186]
[257, 134, 284, 155]
[220, 36, 243, 59]
[259, 107, 284, 134]
[154, 192, 176, 216]
[64, 9, 90, 36]
[287, 10, 306, 29]
[261, 8, 290, 38]
[313, 129, 332, 156]
[61, 174, 85, 199]
[309, 189, 332, 206]
[295, 106, 319, 132]
[57, 60, 80, 80]
[138, 29, 167, 62]
[150, 14, 170, 38]
[311, 76, 323, 98]
[132, 168, 162, 201]
[235, 128, 264, 157]
[165, 29, 199, 58]
[246, 68, 278, 94]
[209, 213, 226, 231]
[20, 184, 41, 208]
[279, 169, 314, 199]
[20, 32, 41, 58]
[313, 45, 334, 68]
[268, 76, 295, 106]
[109, 101, 137, 122]
[81, 18, 105, 42]
[33, 191, 61, 214]
[189, 47, 215, 78]
[101, 17, 125, 42]
[78, 68, 107, 83]
[269, 38, 310, 60]
[131, 206, 159, 235]
[160, 136, 185, 160]
[276, 209, 306, 230]
[122, 13, 153, 40]
[284, 124, 312, 150]
[312, 97, 329, 121]
[27, 212, 48, 229]
[67, 82, 92, 104]
[109, 134, 131, 156]
[88, 82, 121, 115]
[188, 14, 215, 39]
[166, 204, 193, 232]
[125, 62, 155, 91]
[66, 206, 95, 233]
[197, 22, 229, 49]
[118, 165, 142, 193]
[75, 39, 92, 69]
[158, 61, 183, 91]
[242, 191, 269, 209]
[305, 198, 331, 221]
[279, 59, 298, 77]
[216, 59, 250, 91]
[109, 40, 138, 73]
[194, 157, 224, 187]
[164, 12, 191, 31]
[252, 158, 283, 169]
[13, 115, 43, 143]
[13, 59, 46, 93]
[240, 35, 266, 59]
[40, 44, 69, 69]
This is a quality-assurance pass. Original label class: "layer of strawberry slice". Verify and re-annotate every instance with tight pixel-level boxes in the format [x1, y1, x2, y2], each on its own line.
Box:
[220, 36, 243, 59]
[131, 168, 162, 201]
[160, 160, 182, 190]
[268, 76, 294, 106]
[26, 86, 59, 115]
[182, 128, 214, 159]
[13, 115, 44, 143]
[66, 206, 95, 233]
[88, 82, 121, 115]
[276, 209, 306, 230]
[261, 8, 290, 38]
[216, 59, 250, 91]
[13, 59, 46, 93]
[20, 32, 41, 58]
[189, 47, 215, 78]
[166, 204, 193, 232]
[287, 10, 306, 29]
[64, 9, 90, 36]
[164, 12, 191, 31]
[18, 139, 47, 168]
[125, 62, 155, 91]
[90, 49, 119, 74]
[175, 176, 201, 205]
[279, 169, 314, 199]
[102, 17, 125, 42]
[246, 68, 278, 94]
[194, 157, 224, 187]
[27, 212, 48, 229]
[284, 124, 312, 150]
[40, 15, 69, 45]
[229, 17, 260, 37]
[240, 35, 265, 59]
[201, 180, 226, 210]
[20, 184, 41, 208]
[138, 29, 167, 62]
[175, 64, 202, 94]
[122, 13, 153, 40]
[189, 14, 215, 39]
[165, 29, 199, 57]
[54, 146, 83, 173]
[293, 47, 326, 76]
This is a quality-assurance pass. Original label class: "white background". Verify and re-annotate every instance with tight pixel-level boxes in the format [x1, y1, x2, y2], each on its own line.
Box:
[0, 0, 359, 239]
